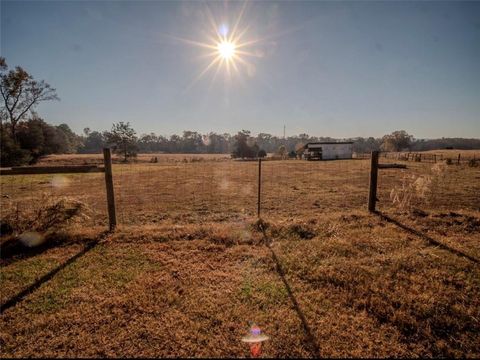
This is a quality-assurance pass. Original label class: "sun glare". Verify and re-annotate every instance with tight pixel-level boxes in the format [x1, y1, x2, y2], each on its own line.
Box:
[217, 41, 236, 60]
[169, 2, 268, 88]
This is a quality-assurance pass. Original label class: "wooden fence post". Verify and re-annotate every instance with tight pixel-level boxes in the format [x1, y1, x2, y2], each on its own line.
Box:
[368, 151, 379, 212]
[457, 154, 461, 165]
[103, 148, 117, 231]
[257, 158, 262, 218]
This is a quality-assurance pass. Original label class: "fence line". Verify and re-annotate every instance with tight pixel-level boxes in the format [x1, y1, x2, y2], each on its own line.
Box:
[1, 150, 479, 232]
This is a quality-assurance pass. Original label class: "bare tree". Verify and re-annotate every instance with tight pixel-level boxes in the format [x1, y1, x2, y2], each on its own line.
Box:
[0, 57, 59, 141]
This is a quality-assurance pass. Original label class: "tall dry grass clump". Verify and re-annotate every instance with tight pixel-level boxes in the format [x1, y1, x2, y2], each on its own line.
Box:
[1, 196, 92, 236]
[390, 162, 448, 210]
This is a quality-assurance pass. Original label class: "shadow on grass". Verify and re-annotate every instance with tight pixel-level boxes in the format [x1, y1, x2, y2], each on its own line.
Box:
[256, 222, 321, 357]
[375, 211, 479, 264]
[0, 233, 91, 266]
[0, 231, 111, 314]
[267, 244, 321, 357]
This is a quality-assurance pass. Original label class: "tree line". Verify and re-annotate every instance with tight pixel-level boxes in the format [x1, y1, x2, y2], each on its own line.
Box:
[2, 57, 480, 166]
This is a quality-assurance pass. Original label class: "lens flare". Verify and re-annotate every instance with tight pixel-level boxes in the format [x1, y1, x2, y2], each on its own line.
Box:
[51, 175, 70, 188]
[219, 23, 229, 37]
[19, 231, 45, 248]
[241, 324, 269, 358]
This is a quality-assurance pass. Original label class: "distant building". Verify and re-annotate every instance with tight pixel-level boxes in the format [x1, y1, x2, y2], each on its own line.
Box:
[302, 142, 353, 160]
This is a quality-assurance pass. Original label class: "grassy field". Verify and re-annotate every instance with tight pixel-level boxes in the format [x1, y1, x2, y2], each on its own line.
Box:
[1, 151, 479, 357]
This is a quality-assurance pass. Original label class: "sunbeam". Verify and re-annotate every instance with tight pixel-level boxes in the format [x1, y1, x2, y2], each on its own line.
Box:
[172, 2, 266, 90]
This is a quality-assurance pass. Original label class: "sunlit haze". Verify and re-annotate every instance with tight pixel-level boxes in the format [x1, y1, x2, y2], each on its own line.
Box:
[1, 1, 479, 138]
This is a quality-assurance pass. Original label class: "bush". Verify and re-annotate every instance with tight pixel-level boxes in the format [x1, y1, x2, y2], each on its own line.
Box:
[0, 130, 32, 166]
[258, 149, 267, 158]
[468, 159, 478, 167]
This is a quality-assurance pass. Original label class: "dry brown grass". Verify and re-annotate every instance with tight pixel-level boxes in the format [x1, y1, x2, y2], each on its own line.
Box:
[1, 153, 479, 357]
[30, 153, 231, 166]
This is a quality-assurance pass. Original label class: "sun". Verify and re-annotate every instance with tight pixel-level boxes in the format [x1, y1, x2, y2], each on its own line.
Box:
[217, 41, 236, 60]
[168, 2, 268, 88]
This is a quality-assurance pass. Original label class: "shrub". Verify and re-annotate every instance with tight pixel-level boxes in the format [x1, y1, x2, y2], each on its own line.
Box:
[0, 130, 32, 166]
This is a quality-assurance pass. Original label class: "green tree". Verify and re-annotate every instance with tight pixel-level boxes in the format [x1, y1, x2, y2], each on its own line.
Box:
[0, 125, 31, 166]
[232, 130, 256, 159]
[56, 123, 82, 153]
[80, 128, 105, 153]
[381, 130, 413, 152]
[105, 122, 138, 162]
[258, 149, 267, 158]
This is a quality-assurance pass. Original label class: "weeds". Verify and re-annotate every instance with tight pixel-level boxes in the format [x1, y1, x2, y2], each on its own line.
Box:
[1, 196, 92, 235]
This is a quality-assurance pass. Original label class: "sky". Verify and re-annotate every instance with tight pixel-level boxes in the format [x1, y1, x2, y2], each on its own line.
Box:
[1, 0, 479, 139]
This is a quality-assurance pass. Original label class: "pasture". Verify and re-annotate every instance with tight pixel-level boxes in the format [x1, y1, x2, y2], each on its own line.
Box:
[1, 151, 479, 357]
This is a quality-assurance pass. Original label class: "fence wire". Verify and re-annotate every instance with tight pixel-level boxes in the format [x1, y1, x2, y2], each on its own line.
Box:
[376, 156, 480, 213]
[2, 152, 479, 231]
[113, 158, 257, 225]
[261, 159, 370, 220]
[0, 171, 107, 233]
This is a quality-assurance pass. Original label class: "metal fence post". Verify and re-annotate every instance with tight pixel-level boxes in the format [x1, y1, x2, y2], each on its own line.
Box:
[103, 148, 117, 231]
[368, 151, 379, 212]
[257, 158, 262, 218]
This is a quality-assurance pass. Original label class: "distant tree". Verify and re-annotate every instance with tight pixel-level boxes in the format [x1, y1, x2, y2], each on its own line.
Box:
[181, 131, 204, 153]
[0, 124, 31, 166]
[13, 115, 80, 163]
[0, 57, 59, 141]
[258, 149, 267, 158]
[138, 133, 159, 153]
[16, 117, 46, 159]
[168, 134, 181, 153]
[80, 129, 105, 153]
[56, 123, 82, 153]
[251, 143, 260, 156]
[232, 130, 256, 159]
[277, 145, 287, 159]
[204, 132, 230, 153]
[381, 130, 413, 152]
[295, 142, 306, 158]
[105, 122, 138, 162]
[256, 133, 273, 152]
[351, 136, 381, 154]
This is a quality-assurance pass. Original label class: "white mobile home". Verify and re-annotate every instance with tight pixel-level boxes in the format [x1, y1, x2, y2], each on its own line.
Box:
[303, 142, 353, 160]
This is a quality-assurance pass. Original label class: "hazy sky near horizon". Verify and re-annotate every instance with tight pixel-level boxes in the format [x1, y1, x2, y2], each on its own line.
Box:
[1, 0, 479, 138]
